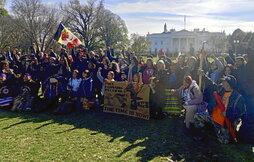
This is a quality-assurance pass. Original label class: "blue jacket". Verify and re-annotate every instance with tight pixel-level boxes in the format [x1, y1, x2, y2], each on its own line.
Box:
[78, 77, 93, 99]
[203, 76, 246, 122]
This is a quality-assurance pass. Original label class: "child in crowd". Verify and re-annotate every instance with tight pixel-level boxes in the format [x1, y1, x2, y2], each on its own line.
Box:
[67, 70, 82, 99]
[77, 70, 93, 109]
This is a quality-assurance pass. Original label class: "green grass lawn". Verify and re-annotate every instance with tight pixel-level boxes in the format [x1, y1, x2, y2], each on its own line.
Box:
[0, 109, 253, 161]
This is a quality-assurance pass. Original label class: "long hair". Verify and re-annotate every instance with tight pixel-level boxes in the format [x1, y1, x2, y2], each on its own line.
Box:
[108, 71, 115, 79]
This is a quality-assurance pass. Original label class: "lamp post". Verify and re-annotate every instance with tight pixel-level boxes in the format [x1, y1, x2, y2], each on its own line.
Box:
[233, 40, 240, 55]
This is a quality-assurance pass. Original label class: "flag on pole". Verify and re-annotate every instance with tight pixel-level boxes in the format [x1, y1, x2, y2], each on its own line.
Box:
[212, 91, 237, 141]
[54, 24, 82, 49]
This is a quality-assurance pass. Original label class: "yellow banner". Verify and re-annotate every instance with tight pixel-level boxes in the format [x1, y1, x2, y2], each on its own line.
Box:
[104, 81, 150, 120]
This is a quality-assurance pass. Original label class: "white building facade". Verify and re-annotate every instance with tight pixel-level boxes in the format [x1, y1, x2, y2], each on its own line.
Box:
[147, 24, 226, 55]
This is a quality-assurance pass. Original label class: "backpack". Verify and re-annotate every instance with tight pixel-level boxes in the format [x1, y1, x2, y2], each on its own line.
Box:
[43, 77, 64, 99]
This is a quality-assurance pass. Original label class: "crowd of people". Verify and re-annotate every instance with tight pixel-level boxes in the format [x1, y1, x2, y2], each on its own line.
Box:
[0, 44, 254, 144]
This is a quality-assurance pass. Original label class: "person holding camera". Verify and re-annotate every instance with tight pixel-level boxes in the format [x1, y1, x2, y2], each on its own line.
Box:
[67, 70, 82, 99]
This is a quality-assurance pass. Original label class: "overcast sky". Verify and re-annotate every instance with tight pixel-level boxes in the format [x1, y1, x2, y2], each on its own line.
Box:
[6, 0, 254, 35]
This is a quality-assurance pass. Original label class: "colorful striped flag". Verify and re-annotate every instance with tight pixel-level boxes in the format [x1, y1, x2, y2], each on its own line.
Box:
[163, 89, 182, 115]
[0, 97, 13, 107]
[54, 24, 82, 49]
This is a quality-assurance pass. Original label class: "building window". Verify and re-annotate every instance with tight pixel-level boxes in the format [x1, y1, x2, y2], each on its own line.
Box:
[155, 42, 157, 45]
[161, 41, 163, 45]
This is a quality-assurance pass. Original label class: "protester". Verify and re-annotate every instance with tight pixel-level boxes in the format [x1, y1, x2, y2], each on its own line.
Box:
[0, 44, 253, 144]
[97, 67, 115, 95]
[139, 58, 155, 84]
[149, 60, 168, 119]
[67, 70, 82, 99]
[21, 73, 40, 97]
[232, 57, 247, 95]
[77, 70, 93, 109]
[206, 56, 224, 83]
[194, 74, 246, 143]
[174, 76, 203, 133]
[0, 73, 14, 107]
[109, 62, 120, 81]
[127, 56, 138, 82]
[223, 64, 234, 77]
[167, 62, 182, 88]
[184, 56, 198, 81]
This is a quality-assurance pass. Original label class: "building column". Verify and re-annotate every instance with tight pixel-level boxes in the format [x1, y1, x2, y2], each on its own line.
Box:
[186, 38, 189, 52]
[178, 38, 181, 52]
[169, 38, 174, 52]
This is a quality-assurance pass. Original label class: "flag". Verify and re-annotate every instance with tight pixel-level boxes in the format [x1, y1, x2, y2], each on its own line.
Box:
[54, 24, 82, 49]
[212, 91, 237, 141]
[0, 97, 13, 107]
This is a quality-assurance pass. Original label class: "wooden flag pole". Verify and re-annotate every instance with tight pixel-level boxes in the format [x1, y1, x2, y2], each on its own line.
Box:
[198, 42, 206, 90]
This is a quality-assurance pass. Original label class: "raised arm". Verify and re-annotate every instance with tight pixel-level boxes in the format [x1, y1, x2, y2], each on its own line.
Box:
[97, 67, 104, 84]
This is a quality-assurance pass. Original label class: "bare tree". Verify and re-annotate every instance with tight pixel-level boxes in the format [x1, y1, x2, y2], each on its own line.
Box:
[11, 0, 59, 52]
[61, 0, 104, 50]
[0, 16, 15, 49]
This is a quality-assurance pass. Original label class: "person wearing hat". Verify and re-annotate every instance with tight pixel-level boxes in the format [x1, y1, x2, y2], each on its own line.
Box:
[20, 73, 40, 98]
[194, 74, 246, 144]
[0, 73, 15, 108]
[11, 73, 40, 112]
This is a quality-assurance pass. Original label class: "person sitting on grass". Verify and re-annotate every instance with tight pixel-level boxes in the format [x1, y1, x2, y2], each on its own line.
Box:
[194, 74, 246, 144]
[21, 73, 40, 98]
[0, 73, 15, 108]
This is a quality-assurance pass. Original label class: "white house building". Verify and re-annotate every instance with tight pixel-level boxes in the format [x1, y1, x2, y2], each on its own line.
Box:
[147, 24, 226, 55]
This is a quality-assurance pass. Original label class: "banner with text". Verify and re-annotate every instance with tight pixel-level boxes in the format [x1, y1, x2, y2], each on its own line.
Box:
[104, 81, 150, 120]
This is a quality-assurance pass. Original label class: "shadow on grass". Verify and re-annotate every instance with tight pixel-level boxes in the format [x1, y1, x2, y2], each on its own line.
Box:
[0, 108, 253, 161]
